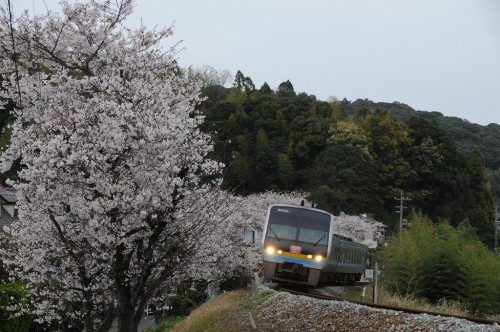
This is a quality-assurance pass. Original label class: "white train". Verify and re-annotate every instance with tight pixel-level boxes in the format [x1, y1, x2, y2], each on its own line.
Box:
[261, 204, 368, 286]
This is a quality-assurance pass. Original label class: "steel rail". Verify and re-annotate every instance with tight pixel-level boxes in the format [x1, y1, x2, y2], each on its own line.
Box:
[277, 287, 499, 326]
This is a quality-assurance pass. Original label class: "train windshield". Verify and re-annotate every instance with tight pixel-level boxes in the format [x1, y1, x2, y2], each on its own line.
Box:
[266, 206, 330, 245]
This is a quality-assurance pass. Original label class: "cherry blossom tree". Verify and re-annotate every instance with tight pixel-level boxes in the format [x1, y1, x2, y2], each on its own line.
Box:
[0, 1, 233, 331]
[161, 191, 309, 292]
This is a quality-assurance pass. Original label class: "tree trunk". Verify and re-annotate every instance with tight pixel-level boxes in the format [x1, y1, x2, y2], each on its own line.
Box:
[96, 307, 117, 332]
[116, 302, 141, 332]
[116, 283, 142, 332]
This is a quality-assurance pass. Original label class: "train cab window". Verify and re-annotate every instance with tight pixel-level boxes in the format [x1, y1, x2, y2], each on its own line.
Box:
[298, 209, 330, 245]
[266, 206, 331, 244]
[266, 206, 300, 241]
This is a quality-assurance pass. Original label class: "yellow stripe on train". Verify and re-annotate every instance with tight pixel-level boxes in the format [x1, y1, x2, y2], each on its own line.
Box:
[265, 246, 324, 262]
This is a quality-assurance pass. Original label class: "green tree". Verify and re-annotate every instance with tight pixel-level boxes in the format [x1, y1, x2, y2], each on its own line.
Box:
[255, 129, 277, 190]
[277, 80, 296, 98]
[382, 212, 434, 294]
[362, 110, 415, 192]
[260, 82, 272, 95]
[462, 148, 495, 245]
[309, 145, 380, 214]
[405, 117, 468, 225]
[327, 120, 370, 159]
[233, 70, 255, 95]
[328, 96, 346, 122]
[277, 153, 294, 190]
[381, 212, 500, 316]
[486, 168, 500, 203]
[224, 133, 255, 193]
[418, 222, 468, 303]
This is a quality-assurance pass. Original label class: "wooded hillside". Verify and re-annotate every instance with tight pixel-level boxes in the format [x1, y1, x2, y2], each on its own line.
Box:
[198, 71, 498, 246]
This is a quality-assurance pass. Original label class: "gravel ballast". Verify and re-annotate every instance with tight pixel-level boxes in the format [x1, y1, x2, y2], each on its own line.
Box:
[251, 290, 500, 332]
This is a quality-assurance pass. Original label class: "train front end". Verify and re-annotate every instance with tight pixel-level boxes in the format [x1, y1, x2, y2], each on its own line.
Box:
[261, 204, 333, 286]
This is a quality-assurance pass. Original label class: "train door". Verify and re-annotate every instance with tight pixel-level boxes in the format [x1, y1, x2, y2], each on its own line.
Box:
[336, 242, 345, 272]
[330, 238, 340, 270]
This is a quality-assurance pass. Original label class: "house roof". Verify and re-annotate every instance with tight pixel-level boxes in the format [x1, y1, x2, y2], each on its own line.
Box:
[0, 190, 18, 229]
[0, 205, 17, 229]
[0, 192, 17, 205]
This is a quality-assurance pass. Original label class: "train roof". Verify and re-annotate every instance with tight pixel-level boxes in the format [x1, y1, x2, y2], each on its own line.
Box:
[268, 203, 333, 215]
[332, 233, 354, 241]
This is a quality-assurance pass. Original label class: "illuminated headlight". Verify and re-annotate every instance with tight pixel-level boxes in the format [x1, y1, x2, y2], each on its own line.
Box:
[314, 255, 324, 262]
[307, 254, 313, 259]
[277, 250, 283, 254]
[265, 247, 275, 254]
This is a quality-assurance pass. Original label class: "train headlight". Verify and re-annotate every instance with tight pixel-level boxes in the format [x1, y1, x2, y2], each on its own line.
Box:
[277, 250, 283, 254]
[307, 254, 313, 259]
[265, 247, 275, 254]
[314, 255, 324, 262]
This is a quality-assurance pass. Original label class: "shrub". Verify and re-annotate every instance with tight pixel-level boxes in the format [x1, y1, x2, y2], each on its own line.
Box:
[380, 212, 500, 316]
[0, 282, 32, 332]
[166, 289, 208, 317]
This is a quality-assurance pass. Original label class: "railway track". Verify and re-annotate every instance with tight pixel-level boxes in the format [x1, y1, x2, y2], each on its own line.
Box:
[277, 286, 500, 326]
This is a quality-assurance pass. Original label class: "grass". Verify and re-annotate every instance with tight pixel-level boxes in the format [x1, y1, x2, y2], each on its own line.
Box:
[378, 289, 470, 316]
[143, 317, 185, 332]
[336, 284, 470, 317]
[240, 289, 274, 310]
[145, 289, 275, 332]
[169, 290, 249, 332]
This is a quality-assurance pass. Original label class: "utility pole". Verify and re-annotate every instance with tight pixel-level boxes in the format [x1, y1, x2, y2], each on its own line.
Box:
[495, 205, 500, 254]
[373, 261, 378, 304]
[394, 191, 411, 234]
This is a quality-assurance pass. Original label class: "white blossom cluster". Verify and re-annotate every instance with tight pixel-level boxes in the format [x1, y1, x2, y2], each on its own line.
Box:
[333, 212, 386, 248]
[0, 1, 233, 330]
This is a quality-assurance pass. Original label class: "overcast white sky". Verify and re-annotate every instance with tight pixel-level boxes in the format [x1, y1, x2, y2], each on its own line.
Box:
[13, 0, 500, 125]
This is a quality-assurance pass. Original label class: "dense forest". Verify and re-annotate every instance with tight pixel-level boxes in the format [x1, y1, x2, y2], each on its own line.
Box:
[196, 69, 498, 247]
